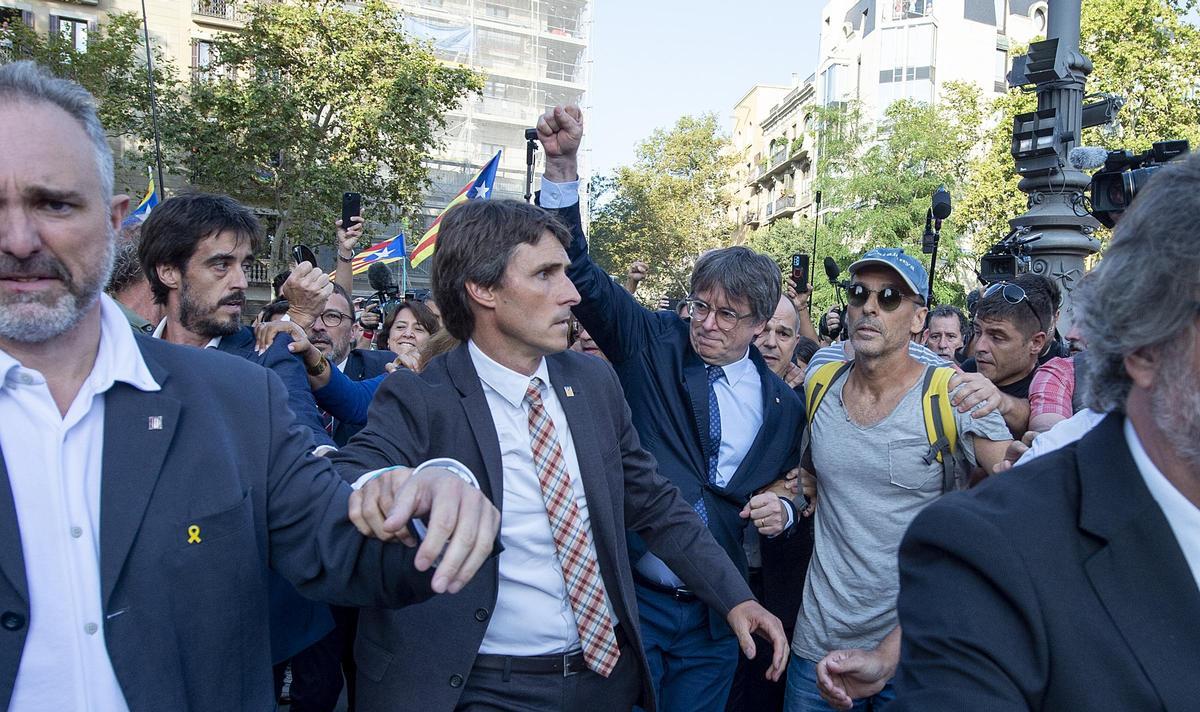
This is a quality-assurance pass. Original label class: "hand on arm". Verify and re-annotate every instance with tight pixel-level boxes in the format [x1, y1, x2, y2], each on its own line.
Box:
[992, 430, 1037, 474]
[949, 372, 1030, 434]
[740, 491, 793, 537]
[816, 626, 901, 710]
[254, 319, 331, 388]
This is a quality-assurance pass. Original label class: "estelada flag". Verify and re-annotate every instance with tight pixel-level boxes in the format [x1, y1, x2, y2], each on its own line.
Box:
[350, 233, 406, 275]
[408, 150, 501, 269]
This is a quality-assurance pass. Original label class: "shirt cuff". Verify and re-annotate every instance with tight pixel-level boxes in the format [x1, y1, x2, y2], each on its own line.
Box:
[350, 458, 481, 491]
[312, 445, 338, 458]
[538, 178, 580, 209]
[767, 496, 797, 539]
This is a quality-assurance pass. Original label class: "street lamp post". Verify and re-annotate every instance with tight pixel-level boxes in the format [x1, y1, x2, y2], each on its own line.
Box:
[1007, 0, 1101, 333]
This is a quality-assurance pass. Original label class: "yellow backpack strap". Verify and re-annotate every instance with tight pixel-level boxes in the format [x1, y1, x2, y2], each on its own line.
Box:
[921, 366, 959, 492]
[805, 361, 853, 425]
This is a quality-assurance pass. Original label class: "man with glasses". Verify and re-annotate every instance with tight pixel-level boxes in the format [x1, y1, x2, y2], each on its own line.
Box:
[786, 248, 1010, 712]
[951, 273, 1054, 436]
[537, 105, 805, 711]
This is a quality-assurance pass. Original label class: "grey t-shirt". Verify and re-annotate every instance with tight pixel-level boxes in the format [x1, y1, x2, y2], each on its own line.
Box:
[792, 366, 1010, 661]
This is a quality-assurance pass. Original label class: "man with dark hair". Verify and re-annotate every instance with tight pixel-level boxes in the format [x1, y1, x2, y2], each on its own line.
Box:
[952, 273, 1053, 435]
[537, 106, 803, 710]
[324, 194, 786, 711]
[922, 304, 968, 362]
[0, 59, 496, 711]
[138, 192, 333, 448]
[890, 146, 1200, 712]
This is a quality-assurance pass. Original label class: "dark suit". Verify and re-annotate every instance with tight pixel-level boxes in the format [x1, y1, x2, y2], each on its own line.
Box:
[217, 325, 334, 449]
[0, 336, 434, 711]
[330, 344, 754, 712]
[556, 201, 803, 618]
[331, 349, 395, 447]
[891, 414, 1200, 711]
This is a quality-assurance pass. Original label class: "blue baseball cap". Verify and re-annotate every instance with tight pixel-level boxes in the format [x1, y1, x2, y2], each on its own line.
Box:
[848, 247, 930, 302]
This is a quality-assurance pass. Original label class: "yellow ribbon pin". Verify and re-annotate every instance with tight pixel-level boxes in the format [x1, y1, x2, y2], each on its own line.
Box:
[186, 525, 202, 544]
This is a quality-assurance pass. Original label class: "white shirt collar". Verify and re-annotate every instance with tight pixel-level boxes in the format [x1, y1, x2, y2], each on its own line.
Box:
[151, 317, 222, 350]
[1, 295, 160, 393]
[467, 339, 551, 409]
[1124, 418, 1200, 524]
[710, 348, 754, 387]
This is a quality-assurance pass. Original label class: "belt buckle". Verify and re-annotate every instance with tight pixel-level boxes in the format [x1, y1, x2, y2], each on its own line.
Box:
[562, 652, 583, 677]
[673, 587, 692, 601]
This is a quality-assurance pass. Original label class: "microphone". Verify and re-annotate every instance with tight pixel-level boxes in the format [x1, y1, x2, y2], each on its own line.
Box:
[367, 263, 397, 295]
[931, 186, 952, 221]
[824, 256, 841, 285]
[1069, 146, 1109, 171]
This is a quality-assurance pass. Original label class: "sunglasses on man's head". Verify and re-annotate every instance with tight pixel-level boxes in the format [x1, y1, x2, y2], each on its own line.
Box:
[844, 282, 921, 312]
[983, 281, 1045, 332]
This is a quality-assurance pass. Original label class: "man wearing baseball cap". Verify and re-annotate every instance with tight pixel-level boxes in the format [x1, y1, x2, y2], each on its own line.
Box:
[784, 248, 1012, 711]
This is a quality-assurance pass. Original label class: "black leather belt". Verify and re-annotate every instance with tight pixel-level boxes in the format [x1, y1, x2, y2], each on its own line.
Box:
[473, 626, 627, 677]
[634, 571, 698, 602]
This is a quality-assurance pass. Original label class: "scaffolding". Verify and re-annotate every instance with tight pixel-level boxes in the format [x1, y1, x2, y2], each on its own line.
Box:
[393, 0, 592, 244]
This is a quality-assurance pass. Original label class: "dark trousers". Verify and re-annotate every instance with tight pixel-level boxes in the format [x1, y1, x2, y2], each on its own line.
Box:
[634, 583, 739, 712]
[273, 626, 343, 712]
[455, 636, 641, 712]
[331, 605, 359, 711]
[726, 568, 788, 712]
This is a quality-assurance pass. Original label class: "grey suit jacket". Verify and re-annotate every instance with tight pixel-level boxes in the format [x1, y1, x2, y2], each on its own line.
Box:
[892, 414, 1200, 710]
[331, 344, 755, 712]
[0, 335, 435, 711]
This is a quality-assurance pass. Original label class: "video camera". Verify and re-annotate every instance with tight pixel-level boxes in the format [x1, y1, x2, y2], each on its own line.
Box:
[979, 226, 1042, 284]
[1089, 140, 1189, 227]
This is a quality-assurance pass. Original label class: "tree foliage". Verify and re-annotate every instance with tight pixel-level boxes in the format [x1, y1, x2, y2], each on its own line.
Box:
[160, 0, 482, 261]
[1, 12, 179, 192]
[587, 114, 739, 299]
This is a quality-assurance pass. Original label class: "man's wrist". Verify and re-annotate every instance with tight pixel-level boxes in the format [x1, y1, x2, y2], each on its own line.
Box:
[305, 355, 328, 376]
[283, 309, 316, 329]
[543, 155, 578, 184]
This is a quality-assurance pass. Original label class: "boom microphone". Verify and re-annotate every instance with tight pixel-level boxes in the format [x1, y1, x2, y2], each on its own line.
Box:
[1069, 146, 1109, 171]
[823, 256, 841, 285]
[367, 262, 397, 295]
[931, 185, 952, 221]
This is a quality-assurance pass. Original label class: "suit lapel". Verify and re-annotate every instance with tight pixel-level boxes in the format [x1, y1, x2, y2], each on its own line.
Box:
[1079, 415, 1200, 709]
[445, 346, 505, 510]
[99, 350, 181, 608]
[681, 346, 715, 476]
[0, 455, 28, 602]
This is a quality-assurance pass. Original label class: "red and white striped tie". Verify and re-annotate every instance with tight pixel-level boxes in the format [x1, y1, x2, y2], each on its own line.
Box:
[524, 378, 620, 677]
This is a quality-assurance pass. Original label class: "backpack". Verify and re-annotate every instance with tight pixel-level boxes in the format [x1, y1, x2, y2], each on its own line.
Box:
[804, 361, 962, 492]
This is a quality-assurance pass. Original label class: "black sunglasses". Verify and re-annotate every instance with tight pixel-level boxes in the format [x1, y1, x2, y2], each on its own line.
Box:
[844, 282, 922, 312]
[983, 282, 1045, 332]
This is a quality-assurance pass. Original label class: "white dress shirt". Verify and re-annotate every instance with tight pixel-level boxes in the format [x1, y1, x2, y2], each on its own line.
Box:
[1125, 419, 1200, 593]
[0, 294, 159, 711]
[467, 340, 616, 655]
[637, 349, 765, 588]
[151, 318, 222, 349]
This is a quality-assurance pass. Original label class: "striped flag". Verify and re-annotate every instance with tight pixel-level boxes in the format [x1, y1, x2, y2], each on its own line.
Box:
[409, 151, 501, 269]
[121, 169, 159, 228]
[351, 233, 406, 275]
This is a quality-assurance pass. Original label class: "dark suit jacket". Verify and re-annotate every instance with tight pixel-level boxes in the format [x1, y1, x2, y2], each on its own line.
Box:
[0, 336, 434, 711]
[891, 414, 1200, 711]
[332, 348, 396, 446]
[217, 325, 334, 448]
[556, 202, 804, 604]
[330, 344, 755, 712]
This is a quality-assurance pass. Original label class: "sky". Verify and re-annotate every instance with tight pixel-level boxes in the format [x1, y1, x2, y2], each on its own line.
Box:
[584, 0, 826, 177]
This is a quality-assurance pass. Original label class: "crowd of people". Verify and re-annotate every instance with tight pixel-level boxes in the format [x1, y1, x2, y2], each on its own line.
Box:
[0, 59, 1197, 712]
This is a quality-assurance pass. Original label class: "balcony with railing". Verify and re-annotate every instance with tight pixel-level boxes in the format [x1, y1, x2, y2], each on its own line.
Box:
[193, 0, 248, 26]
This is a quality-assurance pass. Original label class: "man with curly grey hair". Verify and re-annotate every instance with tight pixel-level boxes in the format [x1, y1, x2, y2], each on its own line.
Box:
[889, 151, 1200, 710]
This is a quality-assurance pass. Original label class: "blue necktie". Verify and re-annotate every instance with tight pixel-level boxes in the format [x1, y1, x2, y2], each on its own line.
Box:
[694, 365, 724, 525]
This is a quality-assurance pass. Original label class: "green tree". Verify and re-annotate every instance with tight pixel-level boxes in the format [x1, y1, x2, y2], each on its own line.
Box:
[1, 12, 181, 193]
[587, 113, 739, 299]
[160, 0, 482, 262]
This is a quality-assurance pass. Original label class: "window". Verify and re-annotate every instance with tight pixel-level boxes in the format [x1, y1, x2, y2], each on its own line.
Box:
[192, 39, 217, 81]
[484, 4, 509, 20]
[821, 64, 846, 106]
[888, 0, 933, 21]
[877, 24, 935, 111]
[995, 47, 1007, 85]
[52, 16, 89, 52]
